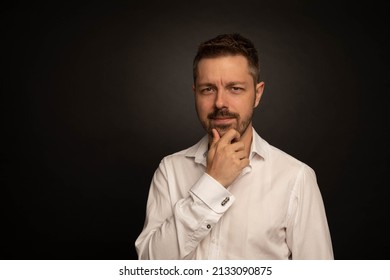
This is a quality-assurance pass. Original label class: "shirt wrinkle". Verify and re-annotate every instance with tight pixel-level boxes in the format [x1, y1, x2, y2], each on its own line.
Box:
[286, 164, 304, 223]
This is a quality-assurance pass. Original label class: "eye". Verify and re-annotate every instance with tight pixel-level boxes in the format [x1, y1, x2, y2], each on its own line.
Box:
[231, 86, 244, 93]
[200, 87, 215, 94]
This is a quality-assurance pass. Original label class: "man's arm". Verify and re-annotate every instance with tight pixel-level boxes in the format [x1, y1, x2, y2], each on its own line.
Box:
[286, 165, 334, 259]
[135, 160, 235, 259]
[135, 129, 248, 259]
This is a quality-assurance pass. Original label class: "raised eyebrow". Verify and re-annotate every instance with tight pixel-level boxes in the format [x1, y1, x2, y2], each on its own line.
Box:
[226, 81, 246, 87]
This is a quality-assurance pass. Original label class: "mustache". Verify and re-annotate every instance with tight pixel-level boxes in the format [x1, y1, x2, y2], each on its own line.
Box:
[207, 108, 239, 119]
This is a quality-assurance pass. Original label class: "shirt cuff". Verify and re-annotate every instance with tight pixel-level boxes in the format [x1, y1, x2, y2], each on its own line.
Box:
[190, 173, 235, 214]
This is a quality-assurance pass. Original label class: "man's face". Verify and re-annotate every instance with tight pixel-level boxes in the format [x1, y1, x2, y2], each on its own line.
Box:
[193, 55, 264, 138]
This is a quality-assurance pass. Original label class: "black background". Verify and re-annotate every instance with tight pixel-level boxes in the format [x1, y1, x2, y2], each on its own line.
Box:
[1, 1, 389, 260]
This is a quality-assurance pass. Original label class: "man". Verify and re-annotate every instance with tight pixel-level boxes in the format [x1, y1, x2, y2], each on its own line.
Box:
[135, 33, 333, 259]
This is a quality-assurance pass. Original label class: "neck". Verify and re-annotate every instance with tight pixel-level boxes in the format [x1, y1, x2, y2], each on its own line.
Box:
[239, 124, 253, 158]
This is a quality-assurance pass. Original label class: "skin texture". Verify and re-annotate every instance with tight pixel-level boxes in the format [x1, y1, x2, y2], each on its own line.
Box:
[193, 55, 265, 187]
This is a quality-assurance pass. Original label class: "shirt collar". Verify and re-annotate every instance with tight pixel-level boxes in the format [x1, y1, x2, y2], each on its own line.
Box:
[250, 128, 268, 161]
[185, 127, 268, 166]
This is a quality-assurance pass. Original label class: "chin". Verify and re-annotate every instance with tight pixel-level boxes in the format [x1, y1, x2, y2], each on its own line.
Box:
[214, 125, 235, 136]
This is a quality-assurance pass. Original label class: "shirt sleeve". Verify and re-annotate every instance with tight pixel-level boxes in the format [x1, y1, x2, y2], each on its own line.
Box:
[135, 159, 235, 260]
[286, 165, 334, 259]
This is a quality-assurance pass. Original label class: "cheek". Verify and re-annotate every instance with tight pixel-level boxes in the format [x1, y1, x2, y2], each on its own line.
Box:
[234, 99, 255, 116]
[195, 98, 212, 115]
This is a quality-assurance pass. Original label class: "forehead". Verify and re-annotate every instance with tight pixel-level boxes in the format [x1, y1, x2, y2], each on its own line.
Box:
[196, 55, 251, 83]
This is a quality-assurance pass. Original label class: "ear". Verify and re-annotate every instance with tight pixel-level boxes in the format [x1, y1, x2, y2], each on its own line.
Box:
[254, 81, 265, 108]
[192, 84, 196, 95]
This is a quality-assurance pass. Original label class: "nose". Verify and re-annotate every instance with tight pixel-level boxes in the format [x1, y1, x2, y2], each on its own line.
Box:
[214, 91, 227, 109]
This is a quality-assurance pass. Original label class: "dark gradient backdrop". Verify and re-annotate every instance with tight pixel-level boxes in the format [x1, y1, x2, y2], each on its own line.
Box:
[1, 1, 389, 260]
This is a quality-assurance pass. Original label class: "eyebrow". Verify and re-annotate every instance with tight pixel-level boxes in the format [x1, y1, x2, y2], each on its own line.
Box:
[225, 81, 247, 87]
[196, 82, 215, 88]
[196, 81, 247, 87]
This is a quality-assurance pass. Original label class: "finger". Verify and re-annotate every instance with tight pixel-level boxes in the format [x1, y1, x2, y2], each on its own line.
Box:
[210, 128, 220, 146]
[235, 150, 248, 160]
[240, 158, 250, 168]
[220, 129, 240, 144]
[230, 141, 245, 152]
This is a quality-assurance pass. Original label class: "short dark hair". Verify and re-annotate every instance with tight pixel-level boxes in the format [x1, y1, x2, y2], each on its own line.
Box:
[193, 33, 260, 84]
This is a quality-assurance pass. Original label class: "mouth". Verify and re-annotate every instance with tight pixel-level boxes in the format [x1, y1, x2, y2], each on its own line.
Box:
[210, 117, 235, 125]
[207, 109, 239, 127]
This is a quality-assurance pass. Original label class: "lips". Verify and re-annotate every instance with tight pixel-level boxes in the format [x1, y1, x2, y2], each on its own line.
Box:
[208, 110, 238, 119]
[211, 117, 235, 124]
[207, 109, 239, 126]
[211, 117, 235, 120]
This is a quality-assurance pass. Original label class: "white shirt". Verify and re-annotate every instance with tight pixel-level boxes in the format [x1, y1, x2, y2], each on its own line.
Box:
[135, 128, 333, 259]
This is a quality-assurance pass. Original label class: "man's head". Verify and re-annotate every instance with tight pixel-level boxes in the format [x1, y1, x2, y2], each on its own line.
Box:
[192, 33, 265, 139]
[193, 33, 260, 85]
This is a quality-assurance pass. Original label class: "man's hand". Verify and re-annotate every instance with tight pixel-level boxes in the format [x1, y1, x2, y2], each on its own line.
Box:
[206, 128, 249, 188]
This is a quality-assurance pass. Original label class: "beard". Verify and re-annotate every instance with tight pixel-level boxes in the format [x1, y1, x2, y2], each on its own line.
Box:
[201, 108, 253, 138]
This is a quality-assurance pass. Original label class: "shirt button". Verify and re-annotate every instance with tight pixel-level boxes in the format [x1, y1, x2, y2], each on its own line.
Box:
[206, 224, 211, 229]
[221, 197, 230, 206]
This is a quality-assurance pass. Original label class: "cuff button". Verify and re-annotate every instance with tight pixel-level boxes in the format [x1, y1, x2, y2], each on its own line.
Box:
[221, 197, 230, 206]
